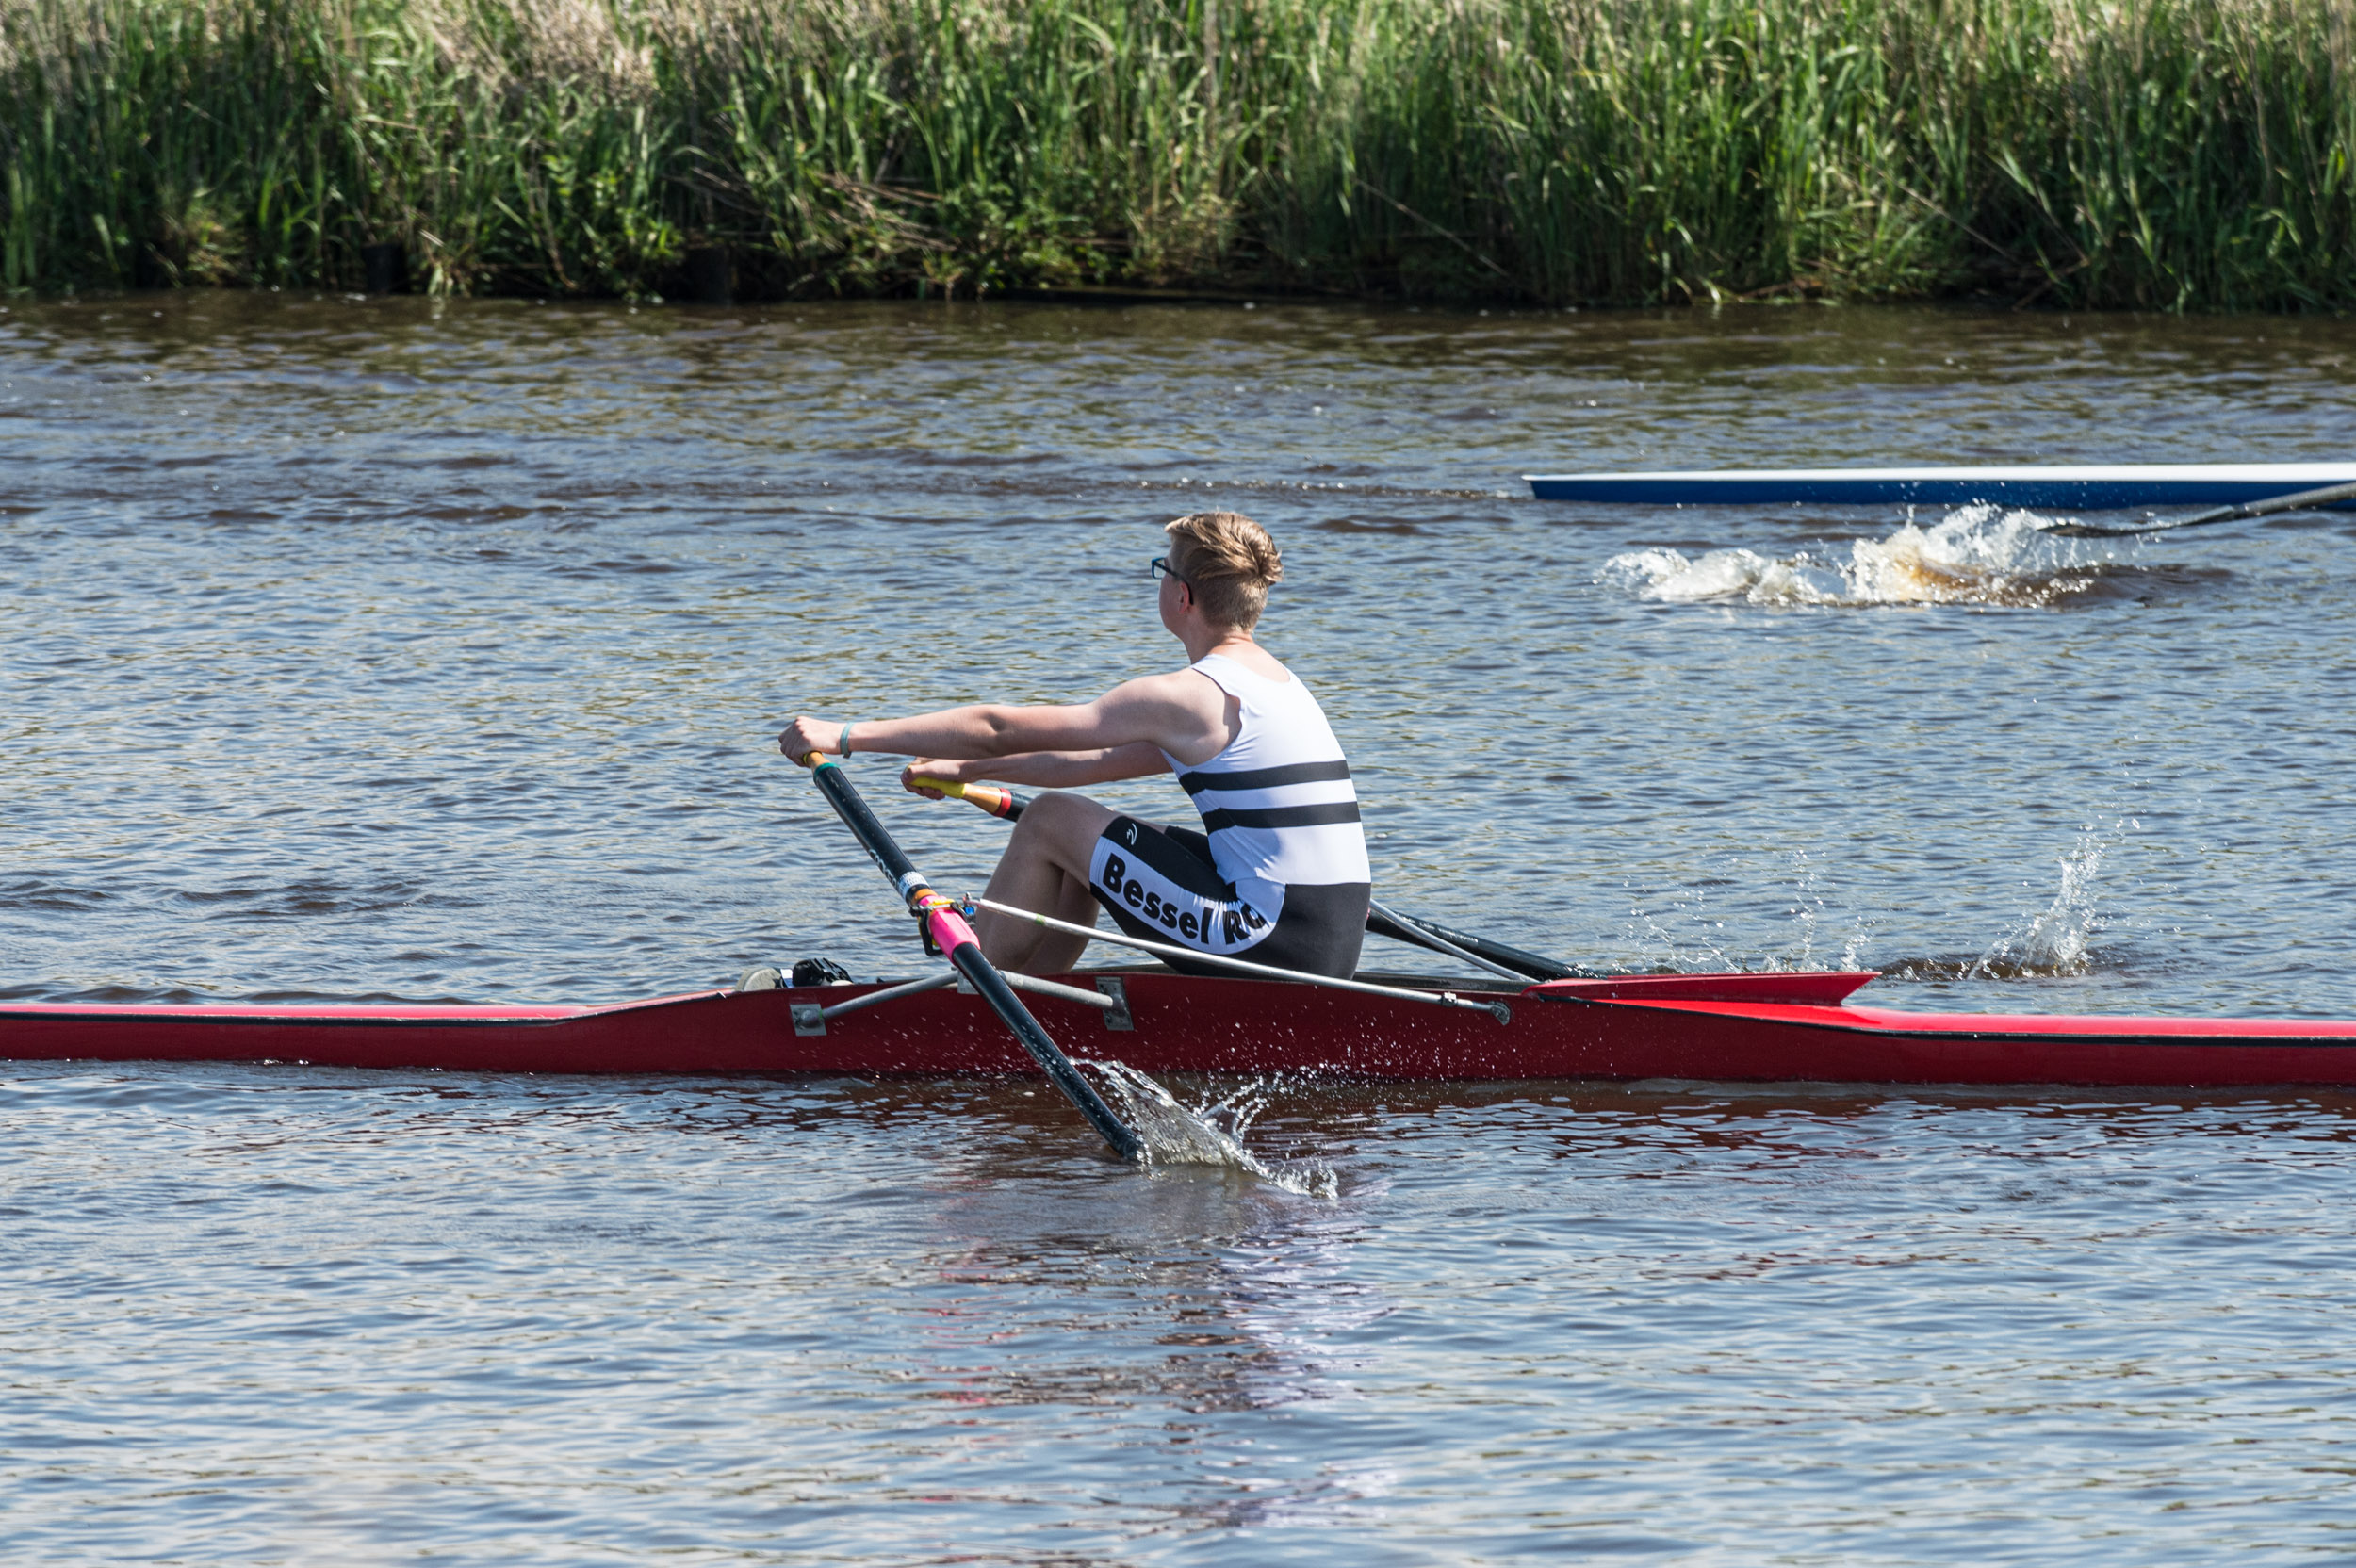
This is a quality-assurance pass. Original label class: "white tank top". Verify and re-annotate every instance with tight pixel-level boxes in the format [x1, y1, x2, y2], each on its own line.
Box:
[1158, 654, 1371, 911]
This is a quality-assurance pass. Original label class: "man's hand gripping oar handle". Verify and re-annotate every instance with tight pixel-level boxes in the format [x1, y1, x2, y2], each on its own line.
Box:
[801, 756, 1141, 1162]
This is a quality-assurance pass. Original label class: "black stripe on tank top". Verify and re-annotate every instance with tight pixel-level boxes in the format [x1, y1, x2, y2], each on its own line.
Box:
[1176, 759, 1354, 796]
[1197, 801, 1365, 832]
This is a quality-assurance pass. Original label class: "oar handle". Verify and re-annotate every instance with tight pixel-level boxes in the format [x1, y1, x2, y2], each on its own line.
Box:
[910, 775, 1029, 821]
[801, 757, 1140, 1162]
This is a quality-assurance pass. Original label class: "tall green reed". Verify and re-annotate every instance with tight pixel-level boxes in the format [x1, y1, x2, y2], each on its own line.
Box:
[2, 0, 2351, 306]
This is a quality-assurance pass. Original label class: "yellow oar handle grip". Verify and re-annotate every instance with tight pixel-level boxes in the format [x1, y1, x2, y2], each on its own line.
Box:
[909, 776, 1020, 818]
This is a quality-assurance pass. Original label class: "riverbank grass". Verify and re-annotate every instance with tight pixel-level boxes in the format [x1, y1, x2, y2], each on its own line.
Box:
[4, 0, 2351, 308]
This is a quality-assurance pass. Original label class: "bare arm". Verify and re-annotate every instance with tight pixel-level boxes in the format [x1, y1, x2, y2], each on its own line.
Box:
[780, 672, 1234, 767]
[795, 701, 1105, 760]
[903, 743, 1169, 792]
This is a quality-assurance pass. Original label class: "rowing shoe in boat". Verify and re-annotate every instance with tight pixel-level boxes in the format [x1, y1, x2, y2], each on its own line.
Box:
[8, 967, 2356, 1086]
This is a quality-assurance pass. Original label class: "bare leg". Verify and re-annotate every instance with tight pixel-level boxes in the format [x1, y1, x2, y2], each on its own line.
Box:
[972, 792, 1117, 974]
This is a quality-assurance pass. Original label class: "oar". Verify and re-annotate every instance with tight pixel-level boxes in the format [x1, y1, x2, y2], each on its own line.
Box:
[1365, 902, 1585, 981]
[909, 776, 1585, 981]
[2038, 479, 2356, 538]
[800, 756, 1142, 1163]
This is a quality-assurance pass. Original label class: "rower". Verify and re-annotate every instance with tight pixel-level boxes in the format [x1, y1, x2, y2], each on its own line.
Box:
[778, 512, 1371, 978]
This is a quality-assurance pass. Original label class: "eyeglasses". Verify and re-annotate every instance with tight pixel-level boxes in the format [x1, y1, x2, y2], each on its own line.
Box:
[1150, 556, 1191, 586]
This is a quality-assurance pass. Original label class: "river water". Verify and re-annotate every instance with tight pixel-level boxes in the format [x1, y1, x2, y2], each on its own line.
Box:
[4, 293, 2355, 1560]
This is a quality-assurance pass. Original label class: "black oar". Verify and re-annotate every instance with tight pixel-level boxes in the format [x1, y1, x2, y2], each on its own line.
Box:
[801, 757, 1142, 1162]
[2039, 479, 2356, 539]
[909, 776, 1586, 981]
[1364, 902, 1585, 981]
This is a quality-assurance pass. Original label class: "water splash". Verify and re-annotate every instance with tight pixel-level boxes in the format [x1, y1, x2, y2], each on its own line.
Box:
[1617, 850, 1877, 975]
[1786, 850, 1829, 968]
[1602, 506, 2110, 608]
[1086, 1060, 1337, 1198]
[1620, 885, 1740, 972]
[1973, 835, 2109, 978]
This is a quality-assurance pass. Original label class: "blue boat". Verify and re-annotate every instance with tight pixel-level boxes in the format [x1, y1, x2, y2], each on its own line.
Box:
[1524, 465, 2356, 510]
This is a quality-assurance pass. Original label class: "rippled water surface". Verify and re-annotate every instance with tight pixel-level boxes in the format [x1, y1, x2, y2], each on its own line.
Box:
[6, 293, 2356, 1560]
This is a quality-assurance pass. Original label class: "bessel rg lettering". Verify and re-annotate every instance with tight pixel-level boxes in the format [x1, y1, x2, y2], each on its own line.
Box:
[1096, 849, 1263, 950]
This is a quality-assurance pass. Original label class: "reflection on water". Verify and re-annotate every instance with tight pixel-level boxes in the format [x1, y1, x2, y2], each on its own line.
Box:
[7, 1066, 2356, 1561]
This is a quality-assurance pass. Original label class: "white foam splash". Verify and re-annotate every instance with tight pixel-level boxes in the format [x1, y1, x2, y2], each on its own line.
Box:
[1087, 1060, 1337, 1198]
[1603, 506, 2106, 608]
[1975, 835, 2108, 977]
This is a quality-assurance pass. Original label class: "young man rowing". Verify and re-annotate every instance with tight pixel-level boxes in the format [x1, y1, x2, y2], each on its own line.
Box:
[778, 512, 1370, 979]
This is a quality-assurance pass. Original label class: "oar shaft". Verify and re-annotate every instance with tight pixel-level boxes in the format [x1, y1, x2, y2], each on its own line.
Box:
[2178, 479, 2356, 528]
[812, 759, 928, 890]
[1366, 900, 1579, 982]
[806, 759, 1141, 1162]
[2044, 478, 2356, 538]
[947, 943, 1132, 1139]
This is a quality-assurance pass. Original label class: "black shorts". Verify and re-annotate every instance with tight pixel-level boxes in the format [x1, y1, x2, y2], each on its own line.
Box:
[1086, 816, 1367, 979]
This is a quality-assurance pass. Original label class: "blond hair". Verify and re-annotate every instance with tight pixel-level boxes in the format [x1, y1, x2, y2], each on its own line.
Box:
[1163, 512, 1283, 630]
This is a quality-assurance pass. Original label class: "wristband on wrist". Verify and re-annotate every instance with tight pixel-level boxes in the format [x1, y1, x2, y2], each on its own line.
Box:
[838, 722, 854, 758]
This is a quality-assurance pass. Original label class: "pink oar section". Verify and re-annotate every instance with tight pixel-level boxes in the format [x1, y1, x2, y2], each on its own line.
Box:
[924, 904, 985, 954]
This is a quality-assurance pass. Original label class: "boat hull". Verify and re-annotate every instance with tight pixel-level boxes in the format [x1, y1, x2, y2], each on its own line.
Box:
[8, 972, 2356, 1086]
[1524, 464, 2356, 509]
